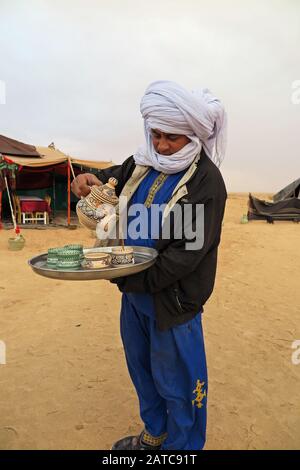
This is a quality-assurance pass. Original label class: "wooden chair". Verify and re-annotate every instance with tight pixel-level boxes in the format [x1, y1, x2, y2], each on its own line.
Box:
[33, 212, 48, 224]
[34, 195, 51, 224]
[44, 194, 51, 206]
[12, 193, 22, 224]
[22, 212, 37, 224]
[13, 193, 40, 224]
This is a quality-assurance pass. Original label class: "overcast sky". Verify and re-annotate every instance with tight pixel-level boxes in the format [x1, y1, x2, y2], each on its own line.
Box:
[0, 0, 299, 191]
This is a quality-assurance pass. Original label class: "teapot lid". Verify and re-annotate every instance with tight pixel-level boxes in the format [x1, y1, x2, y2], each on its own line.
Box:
[106, 177, 118, 189]
[91, 177, 119, 206]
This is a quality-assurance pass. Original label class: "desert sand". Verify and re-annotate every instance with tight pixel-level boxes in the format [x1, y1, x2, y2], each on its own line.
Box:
[0, 194, 299, 450]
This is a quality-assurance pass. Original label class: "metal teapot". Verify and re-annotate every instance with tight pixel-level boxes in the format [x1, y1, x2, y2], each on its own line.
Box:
[76, 177, 118, 231]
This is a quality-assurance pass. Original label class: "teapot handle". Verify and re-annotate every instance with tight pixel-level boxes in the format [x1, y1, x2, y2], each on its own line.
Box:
[80, 185, 92, 200]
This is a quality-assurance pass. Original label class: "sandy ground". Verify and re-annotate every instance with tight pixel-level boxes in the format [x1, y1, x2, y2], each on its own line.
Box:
[0, 193, 299, 450]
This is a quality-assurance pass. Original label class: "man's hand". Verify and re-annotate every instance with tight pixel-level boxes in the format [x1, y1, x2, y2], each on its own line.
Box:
[71, 173, 103, 198]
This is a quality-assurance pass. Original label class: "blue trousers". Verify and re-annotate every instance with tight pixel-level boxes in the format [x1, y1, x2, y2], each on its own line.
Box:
[120, 292, 208, 450]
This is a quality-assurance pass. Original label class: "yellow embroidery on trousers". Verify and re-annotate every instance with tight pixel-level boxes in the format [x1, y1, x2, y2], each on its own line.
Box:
[142, 430, 167, 446]
[192, 379, 207, 408]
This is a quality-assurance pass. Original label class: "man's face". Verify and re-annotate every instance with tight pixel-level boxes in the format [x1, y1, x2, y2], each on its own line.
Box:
[151, 129, 190, 156]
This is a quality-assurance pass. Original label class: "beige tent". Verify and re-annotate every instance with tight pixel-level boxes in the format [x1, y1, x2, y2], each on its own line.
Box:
[5, 144, 114, 170]
[0, 135, 115, 225]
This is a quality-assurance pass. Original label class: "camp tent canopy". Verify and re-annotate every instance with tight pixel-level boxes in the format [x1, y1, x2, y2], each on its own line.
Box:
[248, 177, 300, 222]
[71, 158, 113, 170]
[37, 147, 114, 170]
[4, 145, 114, 170]
[0, 134, 41, 157]
[248, 193, 300, 221]
[273, 178, 300, 202]
[0, 135, 115, 225]
[4, 148, 66, 167]
[0, 135, 114, 169]
[38, 147, 114, 170]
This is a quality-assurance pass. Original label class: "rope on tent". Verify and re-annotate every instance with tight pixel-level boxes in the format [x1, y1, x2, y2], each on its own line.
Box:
[4, 176, 25, 249]
[68, 157, 76, 180]
[67, 157, 78, 230]
[4, 176, 17, 231]
[69, 157, 85, 200]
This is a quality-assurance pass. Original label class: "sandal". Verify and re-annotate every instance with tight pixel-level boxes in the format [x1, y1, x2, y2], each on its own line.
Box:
[111, 430, 166, 450]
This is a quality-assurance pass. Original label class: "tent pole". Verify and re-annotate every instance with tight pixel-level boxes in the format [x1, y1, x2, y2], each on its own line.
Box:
[53, 169, 56, 216]
[0, 190, 2, 229]
[67, 160, 71, 226]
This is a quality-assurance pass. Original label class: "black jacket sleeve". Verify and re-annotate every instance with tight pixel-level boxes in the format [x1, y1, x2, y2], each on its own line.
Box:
[96, 156, 135, 196]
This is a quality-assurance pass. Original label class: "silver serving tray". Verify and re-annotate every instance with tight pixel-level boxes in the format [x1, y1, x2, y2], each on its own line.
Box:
[28, 246, 158, 281]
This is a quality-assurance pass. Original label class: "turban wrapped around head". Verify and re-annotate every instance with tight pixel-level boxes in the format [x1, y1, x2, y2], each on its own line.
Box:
[134, 80, 227, 174]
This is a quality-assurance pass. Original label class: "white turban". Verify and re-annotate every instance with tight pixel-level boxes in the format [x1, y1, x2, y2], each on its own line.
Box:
[133, 80, 227, 174]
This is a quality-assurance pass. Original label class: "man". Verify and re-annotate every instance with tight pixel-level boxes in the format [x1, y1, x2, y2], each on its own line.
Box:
[71, 80, 227, 450]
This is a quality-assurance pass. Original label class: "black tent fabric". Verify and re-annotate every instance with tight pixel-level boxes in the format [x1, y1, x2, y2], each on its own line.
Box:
[0, 134, 41, 157]
[248, 193, 300, 222]
[273, 178, 300, 202]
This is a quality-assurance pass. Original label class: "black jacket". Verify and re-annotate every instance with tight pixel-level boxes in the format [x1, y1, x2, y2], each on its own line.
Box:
[96, 149, 227, 331]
